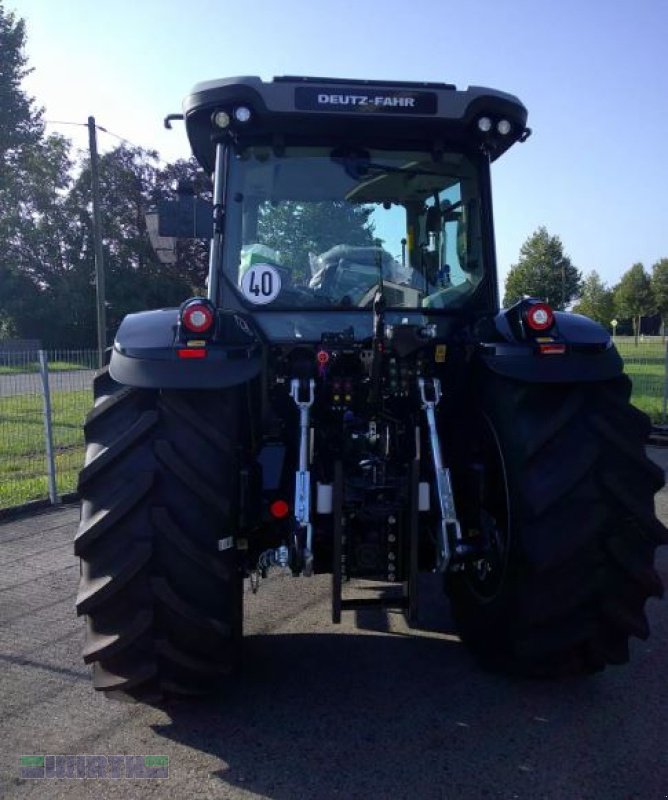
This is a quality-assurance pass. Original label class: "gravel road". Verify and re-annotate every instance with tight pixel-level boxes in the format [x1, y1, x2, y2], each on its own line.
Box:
[1, 451, 667, 799]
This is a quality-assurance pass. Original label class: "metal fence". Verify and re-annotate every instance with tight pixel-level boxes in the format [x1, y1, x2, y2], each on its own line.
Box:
[0, 350, 97, 511]
[0, 341, 666, 512]
[614, 337, 668, 424]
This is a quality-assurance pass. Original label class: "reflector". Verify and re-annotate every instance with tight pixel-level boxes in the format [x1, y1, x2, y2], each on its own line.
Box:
[177, 348, 207, 359]
[538, 343, 566, 355]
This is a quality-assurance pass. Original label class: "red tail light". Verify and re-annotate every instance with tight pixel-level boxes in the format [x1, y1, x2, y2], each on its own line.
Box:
[525, 302, 554, 332]
[269, 499, 290, 519]
[181, 300, 215, 334]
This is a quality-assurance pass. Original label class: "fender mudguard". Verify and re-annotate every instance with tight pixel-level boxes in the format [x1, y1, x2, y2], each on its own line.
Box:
[479, 310, 624, 383]
[109, 308, 262, 389]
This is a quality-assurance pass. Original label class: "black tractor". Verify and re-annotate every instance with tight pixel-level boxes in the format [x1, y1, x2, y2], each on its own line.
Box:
[75, 76, 667, 701]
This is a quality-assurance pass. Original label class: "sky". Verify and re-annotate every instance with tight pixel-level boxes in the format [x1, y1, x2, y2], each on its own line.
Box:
[9, 0, 668, 293]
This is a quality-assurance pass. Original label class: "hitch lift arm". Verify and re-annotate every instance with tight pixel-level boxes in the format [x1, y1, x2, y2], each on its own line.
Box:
[418, 377, 462, 571]
[290, 378, 315, 576]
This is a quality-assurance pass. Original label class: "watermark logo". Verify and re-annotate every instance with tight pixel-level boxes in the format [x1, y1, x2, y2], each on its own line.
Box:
[19, 755, 169, 779]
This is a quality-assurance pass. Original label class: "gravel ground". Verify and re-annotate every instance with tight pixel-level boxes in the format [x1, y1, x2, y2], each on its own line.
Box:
[0, 451, 667, 799]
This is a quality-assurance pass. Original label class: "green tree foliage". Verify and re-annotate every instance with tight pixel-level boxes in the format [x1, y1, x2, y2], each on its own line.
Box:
[47, 145, 193, 346]
[503, 226, 582, 310]
[0, 3, 73, 343]
[0, 6, 197, 348]
[0, 2, 41, 173]
[2, 134, 72, 283]
[3, 140, 196, 348]
[572, 270, 615, 328]
[650, 258, 668, 338]
[257, 201, 378, 283]
[613, 262, 654, 345]
[0, 263, 40, 337]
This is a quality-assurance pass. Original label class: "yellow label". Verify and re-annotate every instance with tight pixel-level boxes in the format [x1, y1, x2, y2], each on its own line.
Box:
[187, 339, 207, 347]
[435, 344, 447, 363]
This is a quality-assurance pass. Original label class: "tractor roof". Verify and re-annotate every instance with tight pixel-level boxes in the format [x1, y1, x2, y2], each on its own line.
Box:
[181, 76, 529, 173]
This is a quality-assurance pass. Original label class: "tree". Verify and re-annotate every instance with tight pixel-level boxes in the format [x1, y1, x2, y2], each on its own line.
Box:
[0, 2, 42, 177]
[503, 226, 581, 310]
[0, 7, 198, 348]
[0, 263, 40, 339]
[651, 258, 668, 339]
[0, 3, 74, 344]
[257, 201, 378, 283]
[48, 144, 193, 347]
[572, 270, 615, 328]
[613, 262, 654, 345]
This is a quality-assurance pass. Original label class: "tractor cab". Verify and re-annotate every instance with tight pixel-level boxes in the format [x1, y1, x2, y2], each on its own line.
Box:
[181, 76, 529, 327]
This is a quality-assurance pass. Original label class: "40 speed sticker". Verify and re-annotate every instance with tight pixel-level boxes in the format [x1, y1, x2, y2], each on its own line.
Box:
[240, 263, 282, 304]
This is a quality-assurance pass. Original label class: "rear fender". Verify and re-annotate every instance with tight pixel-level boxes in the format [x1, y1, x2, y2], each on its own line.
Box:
[109, 308, 262, 389]
[479, 307, 623, 383]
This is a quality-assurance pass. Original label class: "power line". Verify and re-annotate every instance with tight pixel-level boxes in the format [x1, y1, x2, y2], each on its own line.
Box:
[44, 119, 87, 128]
[98, 127, 169, 166]
[45, 119, 169, 165]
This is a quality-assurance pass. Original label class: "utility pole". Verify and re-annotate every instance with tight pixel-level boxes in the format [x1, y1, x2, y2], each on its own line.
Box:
[88, 116, 107, 369]
[561, 260, 565, 310]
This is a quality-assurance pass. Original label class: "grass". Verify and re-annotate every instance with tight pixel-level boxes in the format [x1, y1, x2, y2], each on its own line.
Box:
[614, 338, 666, 422]
[624, 363, 664, 421]
[0, 388, 91, 508]
[0, 338, 666, 510]
[616, 339, 665, 362]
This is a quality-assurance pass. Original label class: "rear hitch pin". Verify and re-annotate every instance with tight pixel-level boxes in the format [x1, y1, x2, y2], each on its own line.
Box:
[290, 378, 315, 576]
[418, 377, 462, 572]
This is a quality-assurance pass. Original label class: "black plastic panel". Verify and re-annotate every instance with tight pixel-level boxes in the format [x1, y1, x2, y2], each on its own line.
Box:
[110, 348, 262, 389]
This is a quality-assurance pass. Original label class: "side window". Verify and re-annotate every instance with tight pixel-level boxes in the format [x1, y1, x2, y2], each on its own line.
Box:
[438, 183, 466, 287]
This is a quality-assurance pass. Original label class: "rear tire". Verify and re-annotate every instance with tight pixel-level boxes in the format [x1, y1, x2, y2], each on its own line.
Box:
[446, 372, 667, 676]
[75, 369, 244, 702]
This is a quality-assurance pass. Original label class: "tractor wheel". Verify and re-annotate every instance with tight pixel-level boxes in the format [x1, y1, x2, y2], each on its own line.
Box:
[446, 372, 668, 677]
[75, 368, 244, 702]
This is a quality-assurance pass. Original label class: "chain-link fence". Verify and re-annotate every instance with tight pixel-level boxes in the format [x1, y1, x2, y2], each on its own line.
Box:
[614, 337, 667, 424]
[0, 350, 96, 511]
[0, 341, 667, 512]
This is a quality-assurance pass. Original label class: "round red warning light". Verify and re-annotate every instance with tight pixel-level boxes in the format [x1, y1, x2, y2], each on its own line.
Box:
[182, 302, 214, 333]
[269, 499, 290, 519]
[525, 302, 554, 332]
